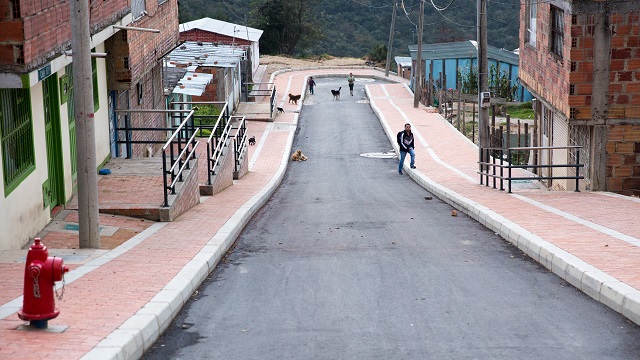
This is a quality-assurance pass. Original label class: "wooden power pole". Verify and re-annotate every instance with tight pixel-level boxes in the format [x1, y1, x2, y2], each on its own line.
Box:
[414, 0, 424, 108]
[385, 0, 397, 77]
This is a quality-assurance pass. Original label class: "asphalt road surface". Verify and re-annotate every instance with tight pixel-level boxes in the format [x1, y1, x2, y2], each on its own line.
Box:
[144, 78, 640, 359]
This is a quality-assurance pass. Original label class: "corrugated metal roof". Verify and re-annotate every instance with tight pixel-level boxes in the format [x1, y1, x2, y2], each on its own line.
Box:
[166, 41, 246, 69]
[408, 40, 519, 65]
[172, 71, 214, 96]
[394, 56, 412, 67]
[179, 17, 263, 43]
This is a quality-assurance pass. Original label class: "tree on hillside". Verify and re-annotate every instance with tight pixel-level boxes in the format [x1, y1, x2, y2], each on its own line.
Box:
[249, 0, 321, 55]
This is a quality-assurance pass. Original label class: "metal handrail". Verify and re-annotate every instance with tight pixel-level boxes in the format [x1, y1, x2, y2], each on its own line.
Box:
[231, 116, 247, 173]
[269, 84, 277, 119]
[161, 110, 198, 207]
[478, 145, 584, 193]
[205, 116, 234, 185]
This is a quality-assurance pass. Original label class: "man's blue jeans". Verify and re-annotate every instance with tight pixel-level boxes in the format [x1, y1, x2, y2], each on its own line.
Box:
[398, 148, 415, 172]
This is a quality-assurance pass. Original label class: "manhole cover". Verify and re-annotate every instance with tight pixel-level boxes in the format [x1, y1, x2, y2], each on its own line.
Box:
[356, 100, 370, 104]
[360, 151, 397, 159]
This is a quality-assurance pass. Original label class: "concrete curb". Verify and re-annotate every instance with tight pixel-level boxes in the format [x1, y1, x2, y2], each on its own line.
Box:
[81, 113, 299, 360]
[365, 84, 640, 327]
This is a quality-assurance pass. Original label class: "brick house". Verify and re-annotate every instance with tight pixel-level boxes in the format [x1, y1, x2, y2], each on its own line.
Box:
[519, 0, 640, 195]
[0, 0, 178, 250]
[178, 17, 263, 80]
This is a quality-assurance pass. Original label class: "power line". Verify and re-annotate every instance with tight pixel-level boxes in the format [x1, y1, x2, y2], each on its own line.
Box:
[429, 0, 457, 11]
[433, 6, 476, 27]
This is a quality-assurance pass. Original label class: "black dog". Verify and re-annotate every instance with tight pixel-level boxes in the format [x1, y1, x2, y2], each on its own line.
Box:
[248, 136, 255, 145]
[331, 87, 341, 100]
[277, 107, 284, 113]
[288, 93, 301, 104]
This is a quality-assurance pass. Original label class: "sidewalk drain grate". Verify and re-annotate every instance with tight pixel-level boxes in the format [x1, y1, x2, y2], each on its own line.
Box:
[356, 100, 370, 104]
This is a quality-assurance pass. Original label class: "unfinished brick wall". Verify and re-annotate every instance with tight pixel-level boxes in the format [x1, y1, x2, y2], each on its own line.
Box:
[115, 63, 166, 158]
[606, 124, 640, 196]
[519, 2, 571, 118]
[520, 1, 640, 194]
[607, 12, 640, 120]
[193, 67, 221, 102]
[568, 12, 640, 121]
[179, 29, 251, 46]
[125, 0, 179, 85]
[0, 0, 128, 71]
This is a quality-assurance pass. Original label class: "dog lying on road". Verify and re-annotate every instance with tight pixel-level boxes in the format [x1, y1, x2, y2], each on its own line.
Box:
[248, 136, 255, 145]
[288, 94, 301, 104]
[331, 87, 341, 100]
[290, 150, 308, 161]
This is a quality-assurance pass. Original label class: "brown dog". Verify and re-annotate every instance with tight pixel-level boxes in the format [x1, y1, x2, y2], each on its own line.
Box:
[290, 150, 308, 161]
[288, 93, 301, 104]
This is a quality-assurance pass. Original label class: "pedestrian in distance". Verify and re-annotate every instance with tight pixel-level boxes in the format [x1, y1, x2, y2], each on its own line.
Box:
[347, 73, 355, 96]
[307, 76, 316, 95]
[397, 123, 416, 174]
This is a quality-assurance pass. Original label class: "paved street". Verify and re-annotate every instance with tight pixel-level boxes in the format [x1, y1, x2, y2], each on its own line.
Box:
[144, 78, 640, 359]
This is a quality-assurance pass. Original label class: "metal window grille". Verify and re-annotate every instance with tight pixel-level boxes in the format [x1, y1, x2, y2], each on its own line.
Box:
[16, 45, 24, 64]
[551, 7, 564, 58]
[132, 0, 146, 19]
[569, 124, 590, 184]
[10, 0, 20, 18]
[0, 89, 35, 191]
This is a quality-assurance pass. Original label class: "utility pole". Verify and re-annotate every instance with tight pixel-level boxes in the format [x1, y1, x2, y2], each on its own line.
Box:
[477, 0, 489, 147]
[70, 0, 100, 248]
[414, 0, 424, 108]
[385, 0, 397, 77]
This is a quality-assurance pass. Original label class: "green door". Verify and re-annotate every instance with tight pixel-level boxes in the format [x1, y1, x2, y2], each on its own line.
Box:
[65, 64, 77, 183]
[43, 75, 65, 209]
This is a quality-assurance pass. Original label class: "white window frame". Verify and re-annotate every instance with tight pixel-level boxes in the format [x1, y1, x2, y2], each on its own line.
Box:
[526, 0, 537, 46]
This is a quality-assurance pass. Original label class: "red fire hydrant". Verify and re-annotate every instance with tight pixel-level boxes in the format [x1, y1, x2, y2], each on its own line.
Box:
[18, 238, 69, 328]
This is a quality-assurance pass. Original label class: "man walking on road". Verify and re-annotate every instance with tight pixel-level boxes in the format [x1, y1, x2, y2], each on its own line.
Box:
[308, 76, 316, 95]
[347, 73, 355, 96]
[397, 123, 416, 174]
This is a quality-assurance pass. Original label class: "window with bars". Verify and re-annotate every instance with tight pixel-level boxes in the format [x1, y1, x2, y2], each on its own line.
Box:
[551, 6, 564, 58]
[10, 0, 20, 18]
[569, 124, 590, 184]
[0, 89, 35, 195]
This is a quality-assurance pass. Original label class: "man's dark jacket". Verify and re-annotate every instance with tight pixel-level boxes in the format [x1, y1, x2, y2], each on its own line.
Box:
[397, 130, 414, 152]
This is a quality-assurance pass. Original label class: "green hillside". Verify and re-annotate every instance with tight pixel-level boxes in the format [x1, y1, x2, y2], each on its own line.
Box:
[179, 0, 520, 59]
